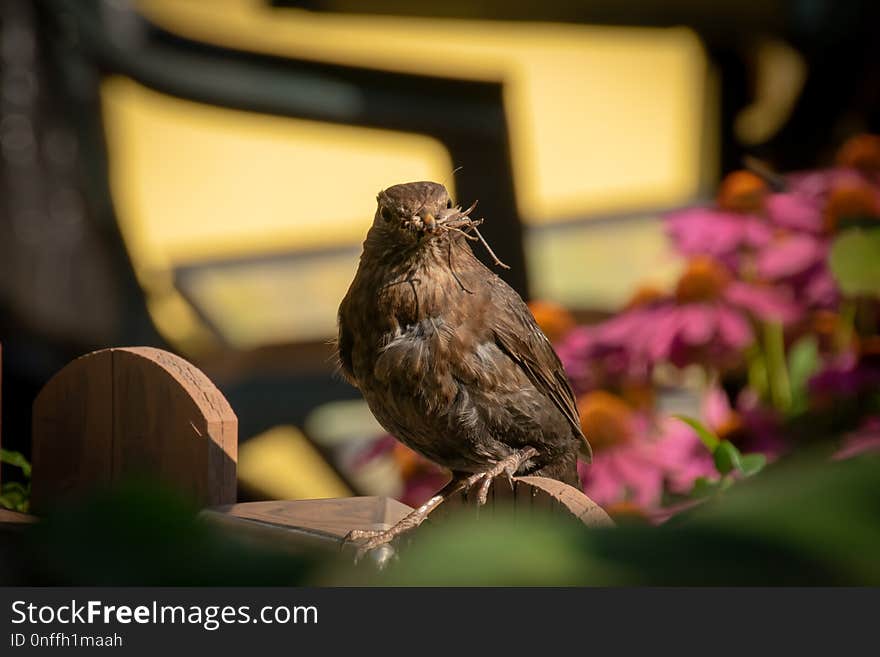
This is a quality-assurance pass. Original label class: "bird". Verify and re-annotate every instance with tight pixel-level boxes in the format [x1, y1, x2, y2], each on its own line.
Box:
[336, 181, 591, 558]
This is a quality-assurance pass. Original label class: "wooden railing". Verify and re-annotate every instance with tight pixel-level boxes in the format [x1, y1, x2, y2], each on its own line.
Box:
[11, 346, 611, 550]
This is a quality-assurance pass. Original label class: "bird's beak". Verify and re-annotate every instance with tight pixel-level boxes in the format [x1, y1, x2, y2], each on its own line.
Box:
[410, 213, 438, 234]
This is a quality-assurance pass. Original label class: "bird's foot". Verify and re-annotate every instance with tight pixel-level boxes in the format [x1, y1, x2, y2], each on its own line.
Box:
[342, 527, 398, 568]
[463, 447, 539, 505]
[343, 493, 446, 564]
[343, 527, 400, 566]
[342, 449, 538, 563]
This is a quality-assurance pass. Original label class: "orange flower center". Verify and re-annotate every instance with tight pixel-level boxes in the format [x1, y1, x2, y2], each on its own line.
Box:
[836, 133, 880, 174]
[675, 257, 731, 304]
[604, 501, 649, 522]
[625, 285, 668, 310]
[716, 170, 768, 213]
[812, 310, 841, 338]
[824, 182, 880, 232]
[715, 412, 744, 443]
[577, 390, 634, 451]
[621, 383, 656, 411]
[528, 300, 575, 343]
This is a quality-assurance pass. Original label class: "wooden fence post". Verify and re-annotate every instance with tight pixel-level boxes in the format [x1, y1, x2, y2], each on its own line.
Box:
[31, 347, 237, 513]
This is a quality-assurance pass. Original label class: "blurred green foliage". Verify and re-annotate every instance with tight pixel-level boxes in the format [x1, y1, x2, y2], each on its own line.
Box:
[328, 451, 880, 585]
[673, 415, 766, 481]
[674, 415, 719, 451]
[829, 227, 880, 297]
[3, 480, 320, 585]
[787, 335, 821, 416]
[0, 448, 32, 513]
[1, 451, 878, 586]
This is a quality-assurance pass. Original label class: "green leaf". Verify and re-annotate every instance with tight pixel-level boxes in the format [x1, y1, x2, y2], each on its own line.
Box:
[690, 476, 721, 499]
[746, 348, 769, 400]
[787, 336, 820, 415]
[740, 453, 767, 477]
[0, 481, 30, 512]
[713, 440, 742, 475]
[763, 321, 792, 412]
[0, 448, 31, 478]
[1, 481, 29, 495]
[673, 415, 720, 452]
[828, 228, 880, 297]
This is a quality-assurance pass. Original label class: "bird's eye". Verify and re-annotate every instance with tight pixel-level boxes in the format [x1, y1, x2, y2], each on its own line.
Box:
[446, 199, 453, 209]
[381, 207, 393, 222]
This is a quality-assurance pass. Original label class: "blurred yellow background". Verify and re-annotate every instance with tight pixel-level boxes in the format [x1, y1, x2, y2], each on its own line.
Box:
[102, 0, 711, 353]
[93, 0, 716, 500]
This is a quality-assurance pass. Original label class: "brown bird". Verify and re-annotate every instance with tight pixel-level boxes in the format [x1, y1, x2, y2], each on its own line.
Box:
[336, 181, 591, 557]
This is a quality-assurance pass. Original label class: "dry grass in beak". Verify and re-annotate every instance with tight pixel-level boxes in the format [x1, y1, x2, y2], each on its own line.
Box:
[437, 200, 510, 270]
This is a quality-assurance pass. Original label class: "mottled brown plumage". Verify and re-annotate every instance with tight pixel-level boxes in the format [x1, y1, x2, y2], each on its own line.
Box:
[336, 181, 591, 558]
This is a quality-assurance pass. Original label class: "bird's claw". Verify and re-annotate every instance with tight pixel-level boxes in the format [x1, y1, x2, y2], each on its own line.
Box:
[343, 528, 383, 543]
[342, 528, 398, 566]
[465, 447, 538, 506]
[341, 493, 447, 565]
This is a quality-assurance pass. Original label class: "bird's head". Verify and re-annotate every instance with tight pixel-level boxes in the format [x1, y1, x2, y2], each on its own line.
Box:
[367, 180, 508, 268]
[373, 181, 459, 244]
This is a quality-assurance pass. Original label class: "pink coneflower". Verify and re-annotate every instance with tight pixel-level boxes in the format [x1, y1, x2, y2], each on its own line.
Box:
[754, 232, 838, 309]
[593, 257, 800, 368]
[657, 414, 718, 497]
[758, 169, 880, 309]
[787, 134, 880, 208]
[665, 171, 775, 268]
[656, 387, 786, 497]
[755, 233, 826, 279]
[782, 134, 880, 233]
[764, 191, 824, 234]
[576, 391, 718, 513]
[555, 326, 627, 396]
[556, 288, 662, 395]
[576, 391, 670, 510]
[809, 346, 880, 401]
[665, 207, 774, 268]
[703, 386, 788, 461]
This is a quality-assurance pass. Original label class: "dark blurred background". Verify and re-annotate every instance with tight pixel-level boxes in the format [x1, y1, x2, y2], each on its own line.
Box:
[2, 0, 878, 503]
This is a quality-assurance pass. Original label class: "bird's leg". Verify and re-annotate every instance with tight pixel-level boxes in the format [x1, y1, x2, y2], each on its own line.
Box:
[343, 476, 466, 561]
[344, 447, 539, 561]
[462, 447, 538, 505]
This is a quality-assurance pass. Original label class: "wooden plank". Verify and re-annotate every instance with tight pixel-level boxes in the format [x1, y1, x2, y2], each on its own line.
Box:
[202, 479, 610, 556]
[201, 496, 414, 554]
[203, 496, 413, 541]
[0, 508, 37, 533]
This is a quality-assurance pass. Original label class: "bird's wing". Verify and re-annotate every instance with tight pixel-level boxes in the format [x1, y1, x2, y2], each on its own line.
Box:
[489, 278, 592, 462]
